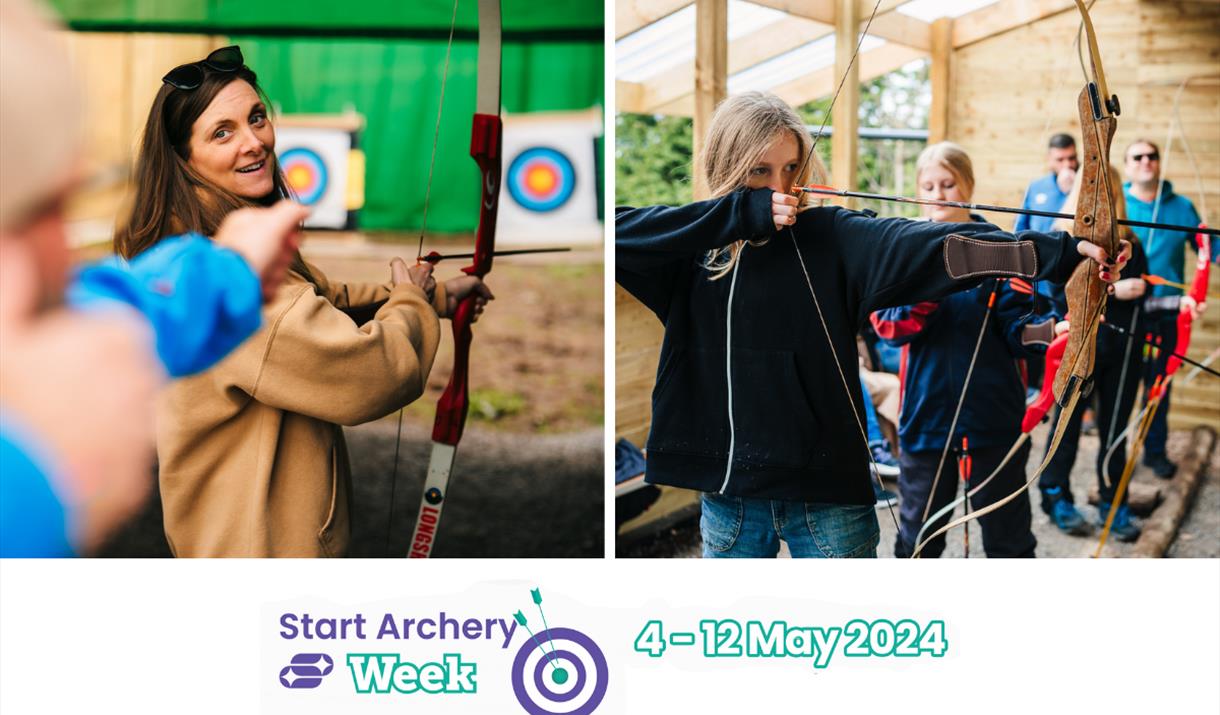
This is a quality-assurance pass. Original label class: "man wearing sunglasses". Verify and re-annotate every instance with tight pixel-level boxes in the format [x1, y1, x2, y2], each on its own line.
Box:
[1122, 139, 1210, 479]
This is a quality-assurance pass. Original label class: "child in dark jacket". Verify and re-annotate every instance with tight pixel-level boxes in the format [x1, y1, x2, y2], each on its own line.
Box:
[616, 92, 1128, 558]
[871, 142, 1059, 558]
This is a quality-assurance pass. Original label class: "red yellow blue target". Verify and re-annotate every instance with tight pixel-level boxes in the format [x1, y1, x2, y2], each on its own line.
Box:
[507, 147, 576, 213]
[279, 147, 329, 206]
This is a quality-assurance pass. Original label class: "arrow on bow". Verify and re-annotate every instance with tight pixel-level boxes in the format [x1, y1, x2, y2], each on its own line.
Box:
[799, 185, 1220, 237]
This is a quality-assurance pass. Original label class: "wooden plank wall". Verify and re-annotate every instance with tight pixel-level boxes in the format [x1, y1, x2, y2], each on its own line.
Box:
[58, 33, 224, 230]
[948, 0, 1219, 431]
[615, 285, 664, 446]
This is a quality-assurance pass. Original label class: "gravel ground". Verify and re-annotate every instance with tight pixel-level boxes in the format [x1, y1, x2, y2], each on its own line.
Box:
[619, 425, 1218, 559]
[99, 421, 603, 558]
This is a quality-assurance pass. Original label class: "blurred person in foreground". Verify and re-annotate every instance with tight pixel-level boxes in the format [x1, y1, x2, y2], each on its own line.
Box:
[0, 0, 305, 557]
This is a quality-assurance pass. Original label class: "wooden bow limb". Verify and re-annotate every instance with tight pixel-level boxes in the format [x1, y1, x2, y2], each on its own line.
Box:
[1052, 85, 1119, 405]
[1094, 376, 1164, 556]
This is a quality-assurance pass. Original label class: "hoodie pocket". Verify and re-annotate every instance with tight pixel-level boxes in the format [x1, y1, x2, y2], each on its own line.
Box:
[648, 347, 730, 458]
[732, 348, 828, 469]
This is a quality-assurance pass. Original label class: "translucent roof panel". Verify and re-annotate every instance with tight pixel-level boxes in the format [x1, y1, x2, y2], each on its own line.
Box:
[896, 0, 1000, 22]
[617, 1, 787, 82]
[730, 35, 884, 94]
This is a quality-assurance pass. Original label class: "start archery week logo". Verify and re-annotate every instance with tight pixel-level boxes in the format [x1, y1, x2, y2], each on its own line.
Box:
[272, 588, 610, 713]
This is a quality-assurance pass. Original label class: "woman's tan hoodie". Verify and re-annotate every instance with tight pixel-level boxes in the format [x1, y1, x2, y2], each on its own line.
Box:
[156, 262, 447, 557]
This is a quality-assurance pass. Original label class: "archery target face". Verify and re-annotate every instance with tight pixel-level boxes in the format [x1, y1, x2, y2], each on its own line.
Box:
[280, 147, 329, 206]
[275, 124, 355, 229]
[507, 147, 576, 212]
[497, 109, 601, 245]
[511, 627, 608, 715]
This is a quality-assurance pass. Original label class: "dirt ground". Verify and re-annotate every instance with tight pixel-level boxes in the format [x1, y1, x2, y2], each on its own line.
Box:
[95, 231, 605, 557]
[618, 423, 1219, 559]
[301, 231, 605, 434]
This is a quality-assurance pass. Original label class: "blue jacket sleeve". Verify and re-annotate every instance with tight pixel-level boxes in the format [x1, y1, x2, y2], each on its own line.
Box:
[870, 302, 942, 346]
[994, 278, 1057, 359]
[66, 235, 262, 378]
[0, 412, 73, 557]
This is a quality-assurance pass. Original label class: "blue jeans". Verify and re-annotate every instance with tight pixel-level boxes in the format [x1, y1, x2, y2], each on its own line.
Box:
[859, 375, 884, 446]
[700, 492, 880, 558]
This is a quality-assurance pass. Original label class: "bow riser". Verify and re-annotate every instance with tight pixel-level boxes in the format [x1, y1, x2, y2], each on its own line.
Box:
[430, 113, 502, 447]
[1165, 230, 1210, 377]
[1053, 85, 1118, 404]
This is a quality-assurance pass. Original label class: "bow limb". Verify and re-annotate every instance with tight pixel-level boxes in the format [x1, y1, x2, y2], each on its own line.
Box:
[1166, 230, 1210, 377]
[408, 0, 502, 559]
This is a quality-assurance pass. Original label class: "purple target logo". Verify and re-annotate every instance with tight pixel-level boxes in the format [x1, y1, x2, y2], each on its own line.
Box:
[279, 652, 333, 689]
[511, 627, 608, 715]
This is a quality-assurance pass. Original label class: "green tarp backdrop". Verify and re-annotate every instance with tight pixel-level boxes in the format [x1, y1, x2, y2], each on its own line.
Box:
[50, 0, 604, 232]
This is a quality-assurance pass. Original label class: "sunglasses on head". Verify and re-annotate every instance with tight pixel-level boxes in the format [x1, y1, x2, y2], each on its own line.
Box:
[1129, 152, 1159, 163]
[162, 45, 244, 90]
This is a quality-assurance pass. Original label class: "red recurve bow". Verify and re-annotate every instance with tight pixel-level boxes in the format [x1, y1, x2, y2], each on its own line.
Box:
[407, 0, 502, 558]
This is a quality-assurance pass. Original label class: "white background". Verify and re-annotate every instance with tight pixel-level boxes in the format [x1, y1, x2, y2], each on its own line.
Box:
[1, 560, 1218, 713]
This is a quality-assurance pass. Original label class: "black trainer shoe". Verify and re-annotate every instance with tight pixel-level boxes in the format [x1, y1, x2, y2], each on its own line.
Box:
[873, 481, 898, 509]
[1143, 452, 1177, 479]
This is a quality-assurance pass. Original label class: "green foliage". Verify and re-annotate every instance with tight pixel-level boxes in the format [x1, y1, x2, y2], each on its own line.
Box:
[470, 388, 527, 422]
[615, 113, 694, 206]
[615, 61, 931, 218]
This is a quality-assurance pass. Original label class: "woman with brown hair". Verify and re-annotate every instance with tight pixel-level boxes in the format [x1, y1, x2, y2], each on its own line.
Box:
[118, 46, 491, 557]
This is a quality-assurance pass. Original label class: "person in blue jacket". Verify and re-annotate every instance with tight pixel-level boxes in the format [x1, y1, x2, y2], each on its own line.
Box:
[615, 92, 1127, 559]
[1015, 133, 1079, 314]
[871, 142, 1058, 558]
[0, 0, 304, 557]
[1121, 138, 1211, 479]
[1015, 133, 1078, 399]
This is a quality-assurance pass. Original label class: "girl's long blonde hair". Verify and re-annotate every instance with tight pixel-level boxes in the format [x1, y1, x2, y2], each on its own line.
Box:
[700, 91, 827, 280]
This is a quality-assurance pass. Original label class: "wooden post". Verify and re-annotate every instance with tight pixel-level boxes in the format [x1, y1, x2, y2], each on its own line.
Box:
[928, 17, 952, 144]
[692, 0, 727, 199]
[832, 0, 859, 206]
